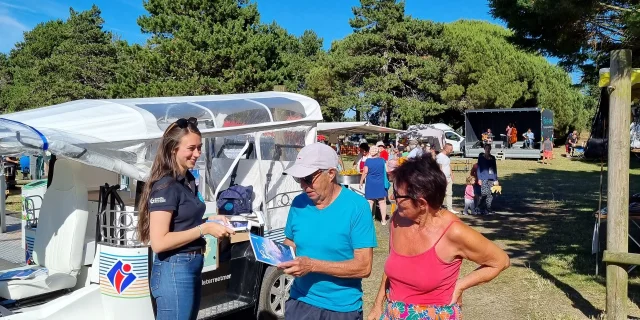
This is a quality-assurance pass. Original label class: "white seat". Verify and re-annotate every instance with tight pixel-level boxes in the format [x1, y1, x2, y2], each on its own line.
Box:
[0, 159, 88, 300]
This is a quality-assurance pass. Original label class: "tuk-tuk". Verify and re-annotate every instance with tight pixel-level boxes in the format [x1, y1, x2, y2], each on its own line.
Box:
[0, 91, 323, 319]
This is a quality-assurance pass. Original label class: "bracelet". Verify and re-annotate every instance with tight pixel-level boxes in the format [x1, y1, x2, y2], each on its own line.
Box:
[197, 225, 203, 237]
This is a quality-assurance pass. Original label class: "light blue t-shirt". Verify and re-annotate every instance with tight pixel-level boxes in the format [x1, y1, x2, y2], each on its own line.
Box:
[284, 187, 377, 312]
[407, 147, 423, 158]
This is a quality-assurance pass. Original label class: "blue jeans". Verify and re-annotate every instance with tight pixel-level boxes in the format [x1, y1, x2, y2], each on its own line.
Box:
[150, 252, 204, 320]
[526, 138, 534, 148]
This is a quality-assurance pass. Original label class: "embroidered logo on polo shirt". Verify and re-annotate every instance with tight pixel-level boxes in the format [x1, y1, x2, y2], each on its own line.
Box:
[150, 197, 166, 204]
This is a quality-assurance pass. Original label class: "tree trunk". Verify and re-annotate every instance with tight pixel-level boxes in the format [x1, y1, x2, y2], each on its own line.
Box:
[384, 107, 393, 142]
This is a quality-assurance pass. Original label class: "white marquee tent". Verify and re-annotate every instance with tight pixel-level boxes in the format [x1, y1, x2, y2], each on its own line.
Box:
[317, 121, 405, 135]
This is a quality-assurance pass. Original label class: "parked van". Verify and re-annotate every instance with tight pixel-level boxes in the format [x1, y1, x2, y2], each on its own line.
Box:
[430, 123, 464, 154]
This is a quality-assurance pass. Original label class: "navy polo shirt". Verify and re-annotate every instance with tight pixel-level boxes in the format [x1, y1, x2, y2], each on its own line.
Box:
[148, 171, 206, 259]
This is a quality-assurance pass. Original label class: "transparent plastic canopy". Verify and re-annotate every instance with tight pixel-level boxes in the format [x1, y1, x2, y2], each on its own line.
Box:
[0, 92, 323, 180]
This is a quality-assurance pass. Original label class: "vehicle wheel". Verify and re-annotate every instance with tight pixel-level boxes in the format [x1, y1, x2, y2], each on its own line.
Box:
[257, 266, 293, 320]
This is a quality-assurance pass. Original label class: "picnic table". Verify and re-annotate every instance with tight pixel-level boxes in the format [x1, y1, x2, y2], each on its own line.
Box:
[451, 158, 473, 172]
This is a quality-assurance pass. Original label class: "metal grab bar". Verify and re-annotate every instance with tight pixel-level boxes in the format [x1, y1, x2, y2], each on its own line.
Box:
[23, 195, 43, 229]
[98, 209, 145, 248]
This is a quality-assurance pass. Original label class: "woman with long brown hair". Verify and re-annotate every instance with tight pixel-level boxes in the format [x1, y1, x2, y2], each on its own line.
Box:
[137, 117, 235, 320]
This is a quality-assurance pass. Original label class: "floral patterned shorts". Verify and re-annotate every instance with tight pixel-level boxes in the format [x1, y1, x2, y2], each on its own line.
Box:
[380, 299, 461, 320]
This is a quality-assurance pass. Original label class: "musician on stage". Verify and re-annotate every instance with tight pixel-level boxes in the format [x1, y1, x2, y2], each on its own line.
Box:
[509, 124, 518, 148]
[522, 128, 534, 149]
[482, 129, 494, 146]
[505, 124, 513, 148]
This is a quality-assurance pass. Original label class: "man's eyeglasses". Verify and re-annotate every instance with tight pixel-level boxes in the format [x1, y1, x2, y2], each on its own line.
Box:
[294, 170, 324, 185]
[176, 117, 198, 128]
[393, 188, 413, 200]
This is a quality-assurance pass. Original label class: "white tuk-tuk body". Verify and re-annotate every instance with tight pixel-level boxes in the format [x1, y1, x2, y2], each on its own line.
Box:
[0, 92, 323, 319]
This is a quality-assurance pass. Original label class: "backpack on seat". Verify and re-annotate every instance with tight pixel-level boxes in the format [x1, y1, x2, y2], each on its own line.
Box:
[215, 141, 254, 215]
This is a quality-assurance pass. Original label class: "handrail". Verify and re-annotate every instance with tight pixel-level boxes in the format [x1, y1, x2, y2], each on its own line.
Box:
[99, 209, 145, 248]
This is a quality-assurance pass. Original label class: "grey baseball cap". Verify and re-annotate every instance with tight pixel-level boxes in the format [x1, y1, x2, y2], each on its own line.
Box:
[284, 143, 340, 178]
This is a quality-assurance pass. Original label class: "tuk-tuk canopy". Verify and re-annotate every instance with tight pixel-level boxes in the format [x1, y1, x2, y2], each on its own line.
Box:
[0, 92, 323, 180]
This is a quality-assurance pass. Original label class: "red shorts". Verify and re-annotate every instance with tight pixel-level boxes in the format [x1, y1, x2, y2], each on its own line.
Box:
[543, 150, 553, 158]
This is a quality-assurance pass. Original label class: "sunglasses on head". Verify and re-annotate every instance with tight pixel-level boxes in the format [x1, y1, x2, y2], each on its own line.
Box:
[175, 117, 198, 128]
[294, 170, 324, 185]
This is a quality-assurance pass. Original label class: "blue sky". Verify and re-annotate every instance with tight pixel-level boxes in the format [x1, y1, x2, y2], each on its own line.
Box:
[0, 0, 576, 81]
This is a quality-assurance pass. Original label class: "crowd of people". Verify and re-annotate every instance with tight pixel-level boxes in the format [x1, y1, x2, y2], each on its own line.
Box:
[350, 138, 499, 217]
[139, 117, 509, 320]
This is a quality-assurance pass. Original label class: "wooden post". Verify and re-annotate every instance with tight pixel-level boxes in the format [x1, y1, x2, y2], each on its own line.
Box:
[606, 49, 632, 320]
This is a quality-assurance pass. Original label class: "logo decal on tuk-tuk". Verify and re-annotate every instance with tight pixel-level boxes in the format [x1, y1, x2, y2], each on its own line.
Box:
[107, 260, 137, 294]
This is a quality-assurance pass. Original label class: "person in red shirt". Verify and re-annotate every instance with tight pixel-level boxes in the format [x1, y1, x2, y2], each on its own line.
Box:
[377, 141, 389, 161]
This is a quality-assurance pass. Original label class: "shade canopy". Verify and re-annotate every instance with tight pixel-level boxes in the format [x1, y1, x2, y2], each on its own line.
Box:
[0, 92, 323, 180]
[399, 124, 447, 150]
[317, 122, 405, 135]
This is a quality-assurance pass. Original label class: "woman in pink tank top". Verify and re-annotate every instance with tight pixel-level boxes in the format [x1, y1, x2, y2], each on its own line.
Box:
[367, 154, 510, 320]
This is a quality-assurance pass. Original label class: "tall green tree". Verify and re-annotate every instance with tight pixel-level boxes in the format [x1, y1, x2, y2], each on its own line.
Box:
[2, 5, 116, 112]
[113, 0, 302, 97]
[0, 54, 10, 107]
[323, 0, 449, 127]
[489, 0, 640, 76]
[441, 21, 589, 132]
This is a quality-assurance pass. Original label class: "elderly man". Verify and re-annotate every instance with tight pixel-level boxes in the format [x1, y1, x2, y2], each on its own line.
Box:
[436, 143, 458, 214]
[279, 143, 377, 320]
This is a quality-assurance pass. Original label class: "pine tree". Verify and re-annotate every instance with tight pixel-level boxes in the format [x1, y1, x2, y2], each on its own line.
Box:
[3, 5, 116, 112]
[123, 0, 300, 96]
[326, 0, 449, 128]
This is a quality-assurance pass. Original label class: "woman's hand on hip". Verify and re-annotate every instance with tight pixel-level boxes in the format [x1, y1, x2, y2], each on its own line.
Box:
[367, 306, 383, 320]
[450, 281, 463, 306]
[202, 221, 235, 238]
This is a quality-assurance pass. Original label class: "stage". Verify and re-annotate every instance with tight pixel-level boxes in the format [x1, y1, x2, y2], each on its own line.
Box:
[463, 108, 552, 160]
[464, 140, 542, 159]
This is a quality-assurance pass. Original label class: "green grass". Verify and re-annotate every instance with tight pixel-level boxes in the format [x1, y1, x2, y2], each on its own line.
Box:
[357, 148, 640, 319]
[5, 178, 31, 216]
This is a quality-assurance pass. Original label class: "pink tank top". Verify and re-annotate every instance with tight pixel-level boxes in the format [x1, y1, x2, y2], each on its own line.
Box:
[384, 219, 463, 305]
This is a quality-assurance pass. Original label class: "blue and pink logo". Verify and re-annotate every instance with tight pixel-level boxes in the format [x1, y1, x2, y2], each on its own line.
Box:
[106, 260, 137, 294]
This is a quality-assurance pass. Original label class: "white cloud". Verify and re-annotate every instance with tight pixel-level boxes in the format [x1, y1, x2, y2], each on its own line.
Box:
[0, 1, 37, 13]
[0, 17, 27, 53]
[0, 2, 28, 53]
[0, 0, 70, 53]
[0, 14, 28, 30]
[0, 0, 68, 19]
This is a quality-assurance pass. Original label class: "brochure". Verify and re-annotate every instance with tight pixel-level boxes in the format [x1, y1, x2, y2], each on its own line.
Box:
[208, 219, 249, 232]
[0, 267, 48, 281]
[248, 233, 296, 266]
